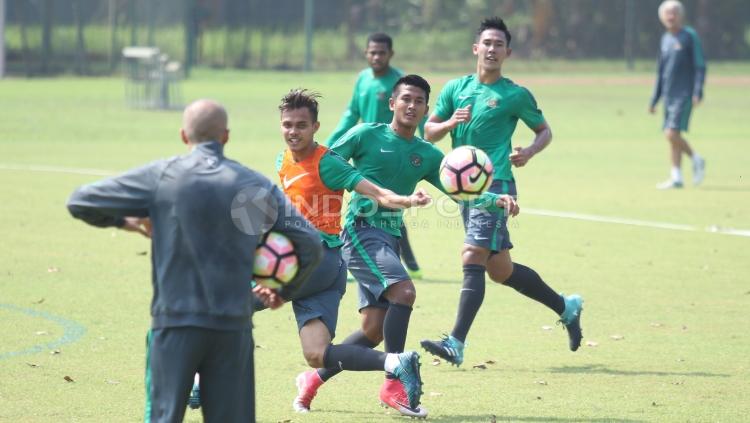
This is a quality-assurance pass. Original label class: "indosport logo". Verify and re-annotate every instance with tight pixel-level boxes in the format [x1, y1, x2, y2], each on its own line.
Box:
[231, 186, 279, 235]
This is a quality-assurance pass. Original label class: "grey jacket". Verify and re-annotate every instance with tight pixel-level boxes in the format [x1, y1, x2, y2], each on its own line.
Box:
[67, 141, 322, 331]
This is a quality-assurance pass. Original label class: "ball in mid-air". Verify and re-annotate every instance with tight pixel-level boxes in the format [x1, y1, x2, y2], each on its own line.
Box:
[253, 231, 298, 289]
[439, 146, 494, 201]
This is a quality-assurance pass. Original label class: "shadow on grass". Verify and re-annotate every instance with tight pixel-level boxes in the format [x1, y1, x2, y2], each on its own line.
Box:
[548, 364, 730, 378]
[429, 415, 646, 422]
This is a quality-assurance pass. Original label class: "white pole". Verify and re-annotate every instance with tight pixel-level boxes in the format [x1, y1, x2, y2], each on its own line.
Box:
[0, 0, 6, 78]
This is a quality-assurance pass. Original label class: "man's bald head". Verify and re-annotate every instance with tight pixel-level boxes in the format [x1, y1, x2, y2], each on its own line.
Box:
[181, 99, 229, 145]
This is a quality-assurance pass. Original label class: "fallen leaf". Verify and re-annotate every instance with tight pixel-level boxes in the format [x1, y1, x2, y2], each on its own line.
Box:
[484, 360, 496, 365]
[536, 396, 542, 400]
[672, 381, 684, 385]
[541, 325, 553, 331]
[431, 358, 441, 366]
[50, 349, 61, 355]
[682, 325, 688, 330]
[586, 341, 599, 347]
[106, 379, 120, 384]
[652, 401, 658, 406]
[610, 334, 624, 341]
[676, 358, 685, 362]
[535, 380, 548, 385]
[64, 376, 75, 383]
[277, 420, 292, 423]
[255, 344, 264, 349]
[32, 298, 45, 304]
[47, 267, 59, 273]
[472, 363, 487, 370]
[136, 251, 148, 256]
[26, 363, 40, 368]
[35, 331, 48, 336]
[650, 322, 664, 328]
[428, 392, 443, 397]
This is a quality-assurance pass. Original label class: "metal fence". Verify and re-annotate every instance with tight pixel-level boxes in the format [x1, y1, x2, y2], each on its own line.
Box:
[2, 0, 749, 76]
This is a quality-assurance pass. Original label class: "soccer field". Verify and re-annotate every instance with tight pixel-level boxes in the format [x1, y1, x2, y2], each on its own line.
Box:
[1, 66, 749, 422]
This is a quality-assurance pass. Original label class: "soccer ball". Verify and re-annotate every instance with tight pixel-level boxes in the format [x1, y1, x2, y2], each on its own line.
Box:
[439, 146, 494, 200]
[253, 231, 299, 289]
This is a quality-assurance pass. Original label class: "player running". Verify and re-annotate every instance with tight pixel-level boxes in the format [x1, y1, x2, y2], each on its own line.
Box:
[420, 17, 584, 367]
[295, 75, 518, 418]
[326, 32, 425, 280]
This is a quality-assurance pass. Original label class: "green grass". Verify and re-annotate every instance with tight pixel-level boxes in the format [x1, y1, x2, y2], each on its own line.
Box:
[1, 64, 749, 422]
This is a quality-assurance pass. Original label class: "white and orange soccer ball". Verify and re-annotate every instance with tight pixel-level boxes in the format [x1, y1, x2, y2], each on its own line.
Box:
[253, 231, 299, 289]
[439, 146, 494, 201]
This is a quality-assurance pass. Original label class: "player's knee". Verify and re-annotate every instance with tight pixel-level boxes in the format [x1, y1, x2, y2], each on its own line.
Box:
[385, 281, 416, 306]
[302, 347, 326, 368]
[664, 129, 680, 143]
[462, 245, 489, 265]
[488, 266, 513, 284]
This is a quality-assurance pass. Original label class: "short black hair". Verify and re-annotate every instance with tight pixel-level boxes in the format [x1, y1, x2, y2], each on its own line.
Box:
[392, 74, 431, 104]
[278, 88, 322, 122]
[367, 32, 393, 50]
[476, 17, 512, 46]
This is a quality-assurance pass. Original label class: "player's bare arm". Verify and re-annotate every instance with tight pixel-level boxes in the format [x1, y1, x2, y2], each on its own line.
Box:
[354, 179, 432, 209]
[424, 105, 472, 143]
[509, 122, 552, 167]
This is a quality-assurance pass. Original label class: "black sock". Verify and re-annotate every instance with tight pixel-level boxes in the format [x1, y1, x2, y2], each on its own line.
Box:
[450, 264, 486, 343]
[383, 303, 413, 353]
[317, 330, 378, 381]
[322, 344, 387, 372]
[502, 263, 565, 315]
[398, 224, 420, 271]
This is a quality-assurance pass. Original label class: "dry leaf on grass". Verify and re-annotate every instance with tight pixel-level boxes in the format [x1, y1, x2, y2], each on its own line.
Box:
[586, 341, 599, 347]
[431, 358, 441, 366]
[35, 331, 48, 336]
[32, 298, 45, 304]
[610, 334, 624, 341]
[535, 380, 548, 385]
[26, 363, 40, 368]
[541, 325, 553, 331]
[472, 363, 487, 370]
[47, 267, 59, 273]
[650, 322, 664, 327]
[64, 376, 75, 383]
[50, 349, 61, 355]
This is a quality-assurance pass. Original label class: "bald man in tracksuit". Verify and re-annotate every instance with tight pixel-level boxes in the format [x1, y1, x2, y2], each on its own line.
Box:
[67, 99, 322, 423]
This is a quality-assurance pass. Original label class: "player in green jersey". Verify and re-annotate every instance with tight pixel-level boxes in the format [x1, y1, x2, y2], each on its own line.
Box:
[420, 17, 584, 366]
[326, 32, 425, 280]
[320, 74, 519, 417]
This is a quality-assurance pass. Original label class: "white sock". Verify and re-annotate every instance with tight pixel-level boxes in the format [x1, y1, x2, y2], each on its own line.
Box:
[671, 167, 683, 182]
[692, 153, 702, 162]
[383, 353, 400, 373]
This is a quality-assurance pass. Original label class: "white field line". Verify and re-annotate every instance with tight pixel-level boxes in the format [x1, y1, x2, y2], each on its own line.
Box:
[2, 163, 748, 238]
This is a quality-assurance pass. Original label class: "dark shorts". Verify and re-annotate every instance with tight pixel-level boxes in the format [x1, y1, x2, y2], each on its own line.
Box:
[145, 326, 254, 423]
[462, 179, 516, 253]
[289, 243, 346, 339]
[341, 220, 410, 311]
[663, 96, 692, 132]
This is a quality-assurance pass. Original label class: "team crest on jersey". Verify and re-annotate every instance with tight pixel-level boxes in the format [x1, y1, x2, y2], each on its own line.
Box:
[410, 153, 423, 167]
[486, 97, 499, 108]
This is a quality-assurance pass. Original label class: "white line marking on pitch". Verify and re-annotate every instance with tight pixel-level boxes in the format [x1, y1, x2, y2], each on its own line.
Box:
[2, 163, 748, 238]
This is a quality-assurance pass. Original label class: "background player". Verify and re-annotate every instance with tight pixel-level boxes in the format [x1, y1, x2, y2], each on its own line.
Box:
[420, 17, 584, 367]
[649, 0, 706, 189]
[326, 32, 424, 280]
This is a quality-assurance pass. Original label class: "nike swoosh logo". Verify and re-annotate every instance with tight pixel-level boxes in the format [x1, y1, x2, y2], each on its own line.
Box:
[380, 148, 394, 153]
[474, 236, 489, 240]
[283, 172, 309, 189]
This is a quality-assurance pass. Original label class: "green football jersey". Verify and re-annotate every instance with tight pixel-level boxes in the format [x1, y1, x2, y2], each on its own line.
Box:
[326, 67, 404, 146]
[434, 75, 546, 181]
[330, 123, 445, 236]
